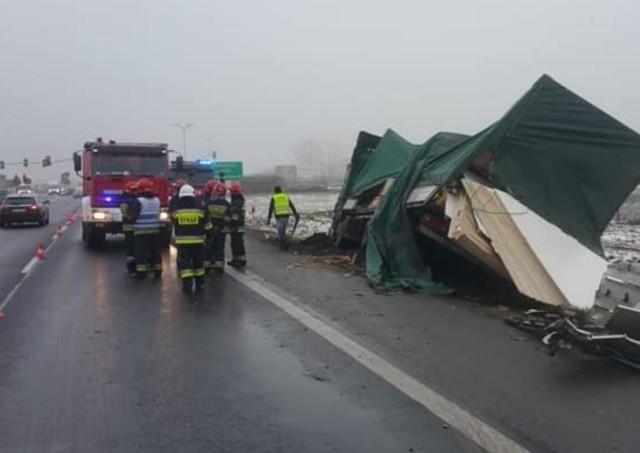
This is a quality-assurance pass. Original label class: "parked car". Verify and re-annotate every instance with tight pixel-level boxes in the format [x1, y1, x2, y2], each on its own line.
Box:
[0, 194, 50, 227]
[48, 187, 61, 196]
[73, 187, 83, 199]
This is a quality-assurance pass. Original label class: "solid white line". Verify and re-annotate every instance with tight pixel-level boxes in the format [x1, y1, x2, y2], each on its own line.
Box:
[21, 257, 38, 275]
[226, 267, 531, 453]
[50, 224, 69, 241]
[2, 223, 72, 313]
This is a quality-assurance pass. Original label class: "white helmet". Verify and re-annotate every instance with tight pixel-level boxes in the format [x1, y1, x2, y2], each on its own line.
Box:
[179, 184, 196, 198]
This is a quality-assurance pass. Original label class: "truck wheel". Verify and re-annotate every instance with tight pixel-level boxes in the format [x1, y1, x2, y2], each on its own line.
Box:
[83, 223, 105, 249]
[87, 231, 105, 249]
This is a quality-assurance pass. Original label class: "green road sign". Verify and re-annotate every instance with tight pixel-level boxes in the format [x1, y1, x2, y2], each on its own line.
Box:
[214, 161, 243, 181]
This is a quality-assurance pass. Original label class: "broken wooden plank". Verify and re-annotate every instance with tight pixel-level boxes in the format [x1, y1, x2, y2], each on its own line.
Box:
[495, 190, 606, 311]
[462, 178, 570, 308]
[445, 191, 510, 279]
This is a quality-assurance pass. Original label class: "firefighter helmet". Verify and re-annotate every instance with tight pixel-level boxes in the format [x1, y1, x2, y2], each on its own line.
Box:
[179, 184, 196, 198]
[228, 181, 243, 195]
[174, 178, 187, 189]
[205, 179, 218, 194]
[123, 180, 138, 195]
[137, 178, 154, 193]
[212, 181, 227, 197]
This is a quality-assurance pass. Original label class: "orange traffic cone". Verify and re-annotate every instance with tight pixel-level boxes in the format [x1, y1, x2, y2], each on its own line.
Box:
[36, 243, 46, 260]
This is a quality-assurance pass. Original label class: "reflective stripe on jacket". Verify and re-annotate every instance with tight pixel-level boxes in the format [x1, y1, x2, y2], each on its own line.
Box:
[229, 195, 246, 229]
[173, 208, 212, 245]
[205, 198, 230, 232]
[134, 196, 160, 235]
[273, 193, 291, 217]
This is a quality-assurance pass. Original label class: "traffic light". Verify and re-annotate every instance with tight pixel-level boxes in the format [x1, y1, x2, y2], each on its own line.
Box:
[23, 158, 28, 168]
[0, 161, 4, 170]
[176, 156, 184, 170]
[42, 155, 52, 167]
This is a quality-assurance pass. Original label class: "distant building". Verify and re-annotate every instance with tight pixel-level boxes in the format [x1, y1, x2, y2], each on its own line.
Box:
[274, 165, 297, 187]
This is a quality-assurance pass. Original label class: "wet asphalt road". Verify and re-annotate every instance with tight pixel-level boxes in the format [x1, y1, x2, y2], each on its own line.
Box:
[0, 196, 79, 299]
[0, 226, 475, 452]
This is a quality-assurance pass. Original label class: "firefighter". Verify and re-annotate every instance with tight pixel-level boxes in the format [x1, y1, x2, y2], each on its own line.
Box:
[173, 184, 212, 294]
[227, 181, 247, 267]
[169, 178, 187, 217]
[204, 180, 230, 273]
[120, 180, 138, 274]
[267, 185, 299, 250]
[129, 178, 162, 279]
[201, 179, 215, 270]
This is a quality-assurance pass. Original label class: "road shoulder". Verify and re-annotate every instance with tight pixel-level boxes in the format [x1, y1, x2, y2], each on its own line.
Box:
[242, 231, 640, 453]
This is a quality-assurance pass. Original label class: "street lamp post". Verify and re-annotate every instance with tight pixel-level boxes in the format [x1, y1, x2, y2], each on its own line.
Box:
[173, 123, 195, 160]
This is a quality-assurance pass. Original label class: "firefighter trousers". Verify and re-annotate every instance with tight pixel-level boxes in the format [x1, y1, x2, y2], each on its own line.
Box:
[206, 233, 226, 272]
[124, 230, 136, 272]
[230, 230, 246, 265]
[177, 243, 205, 290]
[134, 233, 162, 276]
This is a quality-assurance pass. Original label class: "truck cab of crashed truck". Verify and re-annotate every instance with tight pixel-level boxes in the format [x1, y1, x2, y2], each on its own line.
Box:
[73, 140, 172, 249]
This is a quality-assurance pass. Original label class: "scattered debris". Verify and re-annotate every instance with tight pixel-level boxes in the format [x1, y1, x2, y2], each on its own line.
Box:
[508, 264, 640, 369]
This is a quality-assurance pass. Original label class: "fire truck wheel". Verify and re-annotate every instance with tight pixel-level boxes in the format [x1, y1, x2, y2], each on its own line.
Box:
[83, 223, 105, 249]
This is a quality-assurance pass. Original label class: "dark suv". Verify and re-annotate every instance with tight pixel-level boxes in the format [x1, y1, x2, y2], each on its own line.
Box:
[0, 194, 50, 227]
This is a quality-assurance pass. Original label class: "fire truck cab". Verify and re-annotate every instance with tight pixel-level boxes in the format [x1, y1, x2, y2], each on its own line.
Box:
[169, 158, 216, 198]
[73, 140, 172, 249]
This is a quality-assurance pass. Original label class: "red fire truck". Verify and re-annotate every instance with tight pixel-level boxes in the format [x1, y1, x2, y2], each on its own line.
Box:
[73, 139, 172, 249]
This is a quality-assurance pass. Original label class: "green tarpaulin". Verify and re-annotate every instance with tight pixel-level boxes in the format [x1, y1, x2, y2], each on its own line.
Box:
[365, 132, 469, 292]
[364, 74, 640, 291]
[418, 74, 640, 256]
[347, 129, 419, 198]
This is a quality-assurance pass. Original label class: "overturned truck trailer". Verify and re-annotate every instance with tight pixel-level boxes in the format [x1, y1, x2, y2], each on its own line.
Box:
[336, 74, 640, 312]
[331, 130, 416, 248]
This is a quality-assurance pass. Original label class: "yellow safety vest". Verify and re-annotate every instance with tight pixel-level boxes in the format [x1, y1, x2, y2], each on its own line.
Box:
[273, 193, 291, 216]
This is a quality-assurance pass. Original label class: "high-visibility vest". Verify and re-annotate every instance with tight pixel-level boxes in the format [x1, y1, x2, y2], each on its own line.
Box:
[173, 208, 212, 245]
[273, 193, 291, 216]
[134, 196, 160, 235]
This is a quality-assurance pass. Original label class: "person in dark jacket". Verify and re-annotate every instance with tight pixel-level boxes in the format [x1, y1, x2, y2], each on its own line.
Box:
[227, 181, 246, 266]
[120, 180, 138, 274]
[173, 184, 212, 294]
[128, 178, 162, 279]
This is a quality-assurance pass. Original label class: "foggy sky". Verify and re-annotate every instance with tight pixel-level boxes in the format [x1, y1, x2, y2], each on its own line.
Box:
[1, 0, 639, 181]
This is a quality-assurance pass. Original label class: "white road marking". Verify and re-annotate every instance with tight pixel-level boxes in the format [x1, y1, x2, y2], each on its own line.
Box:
[20, 257, 38, 275]
[226, 267, 531, 453]
[50, 224, 68, 241]
[1, 223, 71, 312]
